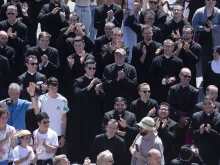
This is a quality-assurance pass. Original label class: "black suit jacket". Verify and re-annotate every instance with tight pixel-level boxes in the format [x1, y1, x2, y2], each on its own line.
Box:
[170, 159, 199, 165]
[94, 3, 123, 37]
[18, 72, 47, 99]
[102, 110, 138, 149]
[0, 55, 11, 100]
[194, 101, 220, 113]
[91, 133, 126, 165]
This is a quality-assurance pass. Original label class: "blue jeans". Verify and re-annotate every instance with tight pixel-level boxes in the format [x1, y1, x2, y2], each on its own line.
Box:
[74, 5, 91, 37]
[89, 5, 97, 41]
[0, 160, 8, 165]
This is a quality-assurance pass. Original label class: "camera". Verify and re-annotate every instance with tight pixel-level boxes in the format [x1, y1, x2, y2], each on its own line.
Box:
[6, 98, 13, 106]
[190, 145, 196, 153]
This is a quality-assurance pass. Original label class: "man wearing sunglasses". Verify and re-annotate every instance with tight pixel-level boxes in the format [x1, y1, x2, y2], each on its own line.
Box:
[139, 0, 167, 28]
[18, 55, 47, 132]
[174, 25, 202, 87]
[68, 59, 104, 163]
[167, 68, 198, 154]
[38, 77, 69, 155]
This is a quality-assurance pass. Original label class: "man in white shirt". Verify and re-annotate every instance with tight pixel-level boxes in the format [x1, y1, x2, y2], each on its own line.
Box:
[38, 77, 69, 154]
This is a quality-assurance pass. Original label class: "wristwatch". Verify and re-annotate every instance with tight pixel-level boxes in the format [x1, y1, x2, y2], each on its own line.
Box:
[61, 135, 66, 139]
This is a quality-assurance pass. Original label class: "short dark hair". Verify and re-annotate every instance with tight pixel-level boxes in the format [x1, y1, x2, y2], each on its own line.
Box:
[183, 25, 194, 33]
[141, 24, 153, 33]
[72, 36, 85, 44]
[179, 145, 193, 160]
[84, 59, 96, 67]
[26, 55, 37, 63]
[38, 31, 51, 40]
[144, 10, 156, 18]
[137, 83, 150, 91]
[47, 77, 59, 86]
[158, 102, 170, 111]
[36, 112, 49, 123]
[68, 12, 79, 21]
[114, 97, 127, 105]
[0, 108, 10, 118]
[203, 95, 215, 103]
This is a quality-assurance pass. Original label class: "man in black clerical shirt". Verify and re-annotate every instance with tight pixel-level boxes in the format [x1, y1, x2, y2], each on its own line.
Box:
[0, 5, 28, 77]
[167, 68, 199, 154]
[139, 0, 167, 28]
[94, 22, 114, 78]
[68, 59, 104, 163]
[130, 83, 158, 122]
[194, 85, 220, 113]
[0, 55, 11, 100]
[174, 25, 201, 87]
[0, 30, 15, 75]
[102, 97, 138, 165]
[18, 55, 47, 132]
[103, 48, 137, 112]
[38, 0, 70, 47]
[91, 119, 126, 165]
[26, 32, 60, 79]
[189, 95, 220, 165]
[126, 3, 163, 43]
[149, 39, 183, 104]
[154, 102, 178, 164]
[131, 25, 162, 84]
[0, 0, 31, 28]
[94, 0, 123, 37]
[101, 27, 129, 75]
[163, 4, 190, 41]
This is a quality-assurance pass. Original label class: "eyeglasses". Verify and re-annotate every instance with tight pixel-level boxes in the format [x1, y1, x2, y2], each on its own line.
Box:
[42, 121, 50, 124]
[29, 62, 38, 66]
[172, 9, 183, 12]
[7, 12, 16, 15]
[182, 31, 192, 35]
[149, 1, 158, 4]
[207, 0, 216, 1]
[181, 74, 192, 78]
[87, 67, 96, 70]
[145, 17, 155, 21]
[163, 45, 173, 49]
[141, 90, 151, 94]
[108, 160, 114, 163]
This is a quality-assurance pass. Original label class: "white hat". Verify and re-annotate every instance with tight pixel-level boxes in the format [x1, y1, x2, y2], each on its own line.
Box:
[137, 117, 155, 130]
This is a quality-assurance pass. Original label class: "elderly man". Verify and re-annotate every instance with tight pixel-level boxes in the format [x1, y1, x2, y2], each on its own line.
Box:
[0, 82, 39, 130]
[130, 117, 164, 165]
[103, 48, 137, 112]
[147, 149, 162, 165]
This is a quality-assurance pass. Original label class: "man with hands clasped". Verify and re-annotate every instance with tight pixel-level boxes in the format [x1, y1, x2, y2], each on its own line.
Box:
[32, 112, 59, 165]
[189, 95, 220, 165]
[102, 97, 138, 165]
[154, 102, 178, 164]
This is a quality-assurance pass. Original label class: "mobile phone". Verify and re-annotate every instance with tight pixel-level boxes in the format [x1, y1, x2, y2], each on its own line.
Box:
[135, 144, 139, 152]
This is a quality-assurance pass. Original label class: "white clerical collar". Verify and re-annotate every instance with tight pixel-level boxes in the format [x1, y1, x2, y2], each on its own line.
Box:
[78, 51, 85, 56]
[116, 63, 124, 66]
[8, 19, 17, 25]
[84, 74, 94, 79]
[211, 58, 220, 74]
[0, 45, 4, 48]
[39, 47, 48, 51]
[163, 54, 172, 59]
[27, 71, 36, 75]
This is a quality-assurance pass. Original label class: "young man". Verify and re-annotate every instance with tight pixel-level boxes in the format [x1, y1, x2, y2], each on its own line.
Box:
[32, 112, 59, 165]
[38, 77, 69, 154]
[13, 130, 43, 165]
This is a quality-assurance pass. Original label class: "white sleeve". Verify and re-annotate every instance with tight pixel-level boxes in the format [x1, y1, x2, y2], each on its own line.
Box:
[52, 134, 59, 147]
[30, 148, 35, 161]
[13, 147, 20, 161]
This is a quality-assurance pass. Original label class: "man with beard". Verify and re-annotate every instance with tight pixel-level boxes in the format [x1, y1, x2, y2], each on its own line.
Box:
[131, 25, 162, 84]
[0, 31, 15, 77]
[130, 117, 164, 165]
[194, 85, 220, 113]
[26, 32, 60, 79]
[38, 0, 70, 47]
[102, 48, 137, 112]
[174, 25, 201, 87]
[130, 83, 158, 122]
[154, 102, 178, 164]
[189, 95, 220, 165]
[102, 97, 138, 165]
[68, 59, 105, 163]
[0, 5, 28, 77]
[91, 119, 126, 165]
[126, 3, 163, 43]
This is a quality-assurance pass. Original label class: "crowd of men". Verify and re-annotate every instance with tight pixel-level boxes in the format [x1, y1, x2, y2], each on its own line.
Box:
[0, 0, 220, 165]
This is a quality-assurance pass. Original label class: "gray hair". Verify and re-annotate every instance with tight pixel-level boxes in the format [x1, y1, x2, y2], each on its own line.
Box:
[8, 83, 20, 92]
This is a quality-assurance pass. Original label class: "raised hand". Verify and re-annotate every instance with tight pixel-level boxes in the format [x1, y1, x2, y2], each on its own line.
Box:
[27, 82, 36, 96]
[52, 7, 61, 15]
[118, 117, 127, 128]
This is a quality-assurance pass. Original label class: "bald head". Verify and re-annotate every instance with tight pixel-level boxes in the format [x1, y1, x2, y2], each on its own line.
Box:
[180, 68, 191, 75]
[0, 31, 8, 46]
[206, 85, 218, 100]
[147, 149, 161, 165]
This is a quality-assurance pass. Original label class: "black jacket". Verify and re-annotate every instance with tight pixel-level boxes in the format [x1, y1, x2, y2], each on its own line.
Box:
[102, 110, 138, 149]
[194, 101, 220, 113]
[91, 133, 126, 165]
[94, 3, 123, 37]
